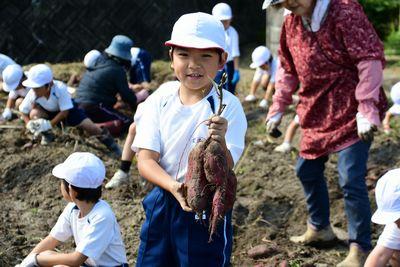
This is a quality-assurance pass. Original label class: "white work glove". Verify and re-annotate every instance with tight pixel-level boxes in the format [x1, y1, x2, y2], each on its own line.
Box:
[356, 112, 377, 142]
[26, 119, 52, 135]
[2, 108, 12, 120]
[266, 112, 283, 133]
[15, 253, 38, 267]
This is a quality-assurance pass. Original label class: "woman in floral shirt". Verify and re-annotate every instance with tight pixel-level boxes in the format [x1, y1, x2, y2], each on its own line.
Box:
[263, 0, 387, 266]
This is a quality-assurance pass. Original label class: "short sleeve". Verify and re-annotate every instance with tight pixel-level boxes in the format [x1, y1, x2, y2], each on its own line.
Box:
[8, 91, 18, 100]
[49, 205, 74, 242]
[377, 223, 400, 250]
[132, 95, 161, 153]
[75, 216, 114, 260]
[19, 89, 36, 114]
[56, 84, 74, 111]
[389, 105, 400, 116]
[222, 96, 247, 165]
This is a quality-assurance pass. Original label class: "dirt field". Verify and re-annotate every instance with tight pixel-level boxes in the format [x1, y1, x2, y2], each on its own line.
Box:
[0, 61, 399, 266]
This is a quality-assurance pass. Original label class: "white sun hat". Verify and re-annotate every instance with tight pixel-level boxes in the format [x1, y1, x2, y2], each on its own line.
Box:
[212, 3, 232, 21]
[262, 0, 286, 9]
[22, 64, 53, 88]
[52, 152, 106, 189]
[371, 168, 400, 225]
[250, 46, 271, 69]
[2, 64, 23, 92]
[165, 12, 226, 52]
[83, 50, 101, 68]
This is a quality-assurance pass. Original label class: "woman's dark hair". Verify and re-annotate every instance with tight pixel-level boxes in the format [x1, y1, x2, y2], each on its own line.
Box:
[63, 179, 101, 203]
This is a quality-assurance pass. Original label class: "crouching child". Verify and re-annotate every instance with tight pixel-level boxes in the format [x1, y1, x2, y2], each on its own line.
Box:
[16, 152, 129, 267]
[365, 169, 400, 267]
[19, 64, 121, 156]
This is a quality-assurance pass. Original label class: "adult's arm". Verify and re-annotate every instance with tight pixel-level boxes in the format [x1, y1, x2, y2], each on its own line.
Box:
[364, 245, 394, 267]
[266, 22, 299, 120]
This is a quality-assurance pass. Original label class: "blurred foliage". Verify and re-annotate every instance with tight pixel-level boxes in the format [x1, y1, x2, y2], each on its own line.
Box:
[385, 30, 400, 56]
[359, 0, 400, 40]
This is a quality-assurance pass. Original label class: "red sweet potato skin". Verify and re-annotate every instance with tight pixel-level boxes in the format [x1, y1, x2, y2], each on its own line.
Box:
[184, 138, 237, 241]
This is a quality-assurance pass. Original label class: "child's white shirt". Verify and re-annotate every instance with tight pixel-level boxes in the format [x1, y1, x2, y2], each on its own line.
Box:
[389, 104, 400, 116]
[132, 81, 247, 182]
[0, 54, 16, 78]
[377, 223, 400, 250]
[8, 87, 30, 100]
[19, 80, 73, 114]
[50, 200, 127, 266]
[225, 26, 240, 62]
[253, 58, 278, 84]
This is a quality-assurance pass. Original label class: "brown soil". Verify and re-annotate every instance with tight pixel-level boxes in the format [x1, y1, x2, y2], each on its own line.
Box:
[1, 63, 399, 266]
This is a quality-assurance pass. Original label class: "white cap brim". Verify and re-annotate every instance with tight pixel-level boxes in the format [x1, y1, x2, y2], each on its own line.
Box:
[22, 79, 46, 89]
[262, 0, 285, 9]
[165, 36, 225, 52]
[371, 209, 400, 225]
[250, 62, 261, 69]
[214, 15, 232, 21]
[52, 163, 68, 181]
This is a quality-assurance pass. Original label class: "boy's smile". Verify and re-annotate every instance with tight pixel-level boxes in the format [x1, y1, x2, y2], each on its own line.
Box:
[170, 46, 227, 96]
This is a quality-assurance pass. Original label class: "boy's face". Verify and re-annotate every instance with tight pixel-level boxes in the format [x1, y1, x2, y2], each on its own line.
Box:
[221, 19, 231, 30]
[170, 47, 227, 93]
[259, 63, 270, 71]
[33, 84, 50, 98]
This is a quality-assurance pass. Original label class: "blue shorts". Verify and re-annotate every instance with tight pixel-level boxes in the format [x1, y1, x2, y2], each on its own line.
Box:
[40, 101, 87, 127]
[136, 187, 233, 267]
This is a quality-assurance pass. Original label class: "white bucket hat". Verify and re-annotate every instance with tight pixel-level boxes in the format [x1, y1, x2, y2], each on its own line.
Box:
[371, 169, 400, 225]
[2, 64, 23, 92]
[83, 50, 101, 68]
[52, 152, 106, 189]
[165, 12, 226, 52]
[22, 64, 53, 88]
[250, 46, 271, 69]
[212, 3, 232, 21]
[262, 0, 285, 9]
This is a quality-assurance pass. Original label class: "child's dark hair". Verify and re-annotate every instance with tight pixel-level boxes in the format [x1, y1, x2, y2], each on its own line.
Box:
[63, 179, 101, 203]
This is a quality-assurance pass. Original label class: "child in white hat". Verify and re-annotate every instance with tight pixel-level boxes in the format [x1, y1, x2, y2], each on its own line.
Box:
[1, 64, 30, 121]
[15, 152, 128, 267]
[365, 169, 400, 267]
[244, 45, 279, 109]
[383, 81, 400, 134]
[19, 64, 121, 156]
[132, 12, 247, 266]
[212, 3, 241, 95]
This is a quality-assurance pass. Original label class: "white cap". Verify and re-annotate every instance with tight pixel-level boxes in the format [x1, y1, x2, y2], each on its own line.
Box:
[22, 64, 53, 88]
[262, 0, 285, 9]
[83, 50, 101, 68]
[390, 81, 400, 105]
[250, 46, 271, 69]
[212, 3, 232, 21]
[2, 64, 23, 92]
[165, 12, 226, 52]
[52, 152, 105, 189]
[371, 169, 400, 225]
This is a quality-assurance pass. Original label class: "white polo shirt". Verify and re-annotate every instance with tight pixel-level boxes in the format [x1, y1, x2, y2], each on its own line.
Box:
[253, 58, 278, 84]
[50, 200, 127, 266]
[9, 87, 30, 100]
[19, 80, 73, 114]
[377, 223, 400, 250]
[132, 81, 247, 182]
[225, 26, 240, 62]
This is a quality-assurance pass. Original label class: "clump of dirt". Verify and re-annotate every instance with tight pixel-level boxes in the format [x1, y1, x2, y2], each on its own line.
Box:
[0, 63, 399, 266]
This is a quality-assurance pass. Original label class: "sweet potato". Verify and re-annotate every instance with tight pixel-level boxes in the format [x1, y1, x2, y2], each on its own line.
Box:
[209, 187, 226, 241]
[204, 140, 228, 186]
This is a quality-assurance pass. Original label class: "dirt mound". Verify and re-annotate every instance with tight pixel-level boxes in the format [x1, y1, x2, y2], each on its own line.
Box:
[1, 64, 399, 266]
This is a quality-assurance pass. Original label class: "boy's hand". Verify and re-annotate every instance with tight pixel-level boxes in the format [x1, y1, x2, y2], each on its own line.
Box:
[169, 181, 192, 212]
[15, 253, 38, 267]
[207, 116, 228, 144]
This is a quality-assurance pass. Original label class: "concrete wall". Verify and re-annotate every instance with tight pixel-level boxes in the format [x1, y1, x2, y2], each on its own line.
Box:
[265, 8, 284, 56]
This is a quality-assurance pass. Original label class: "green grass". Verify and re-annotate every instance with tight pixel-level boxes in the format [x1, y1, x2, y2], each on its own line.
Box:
[385, 30, 400, 56]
